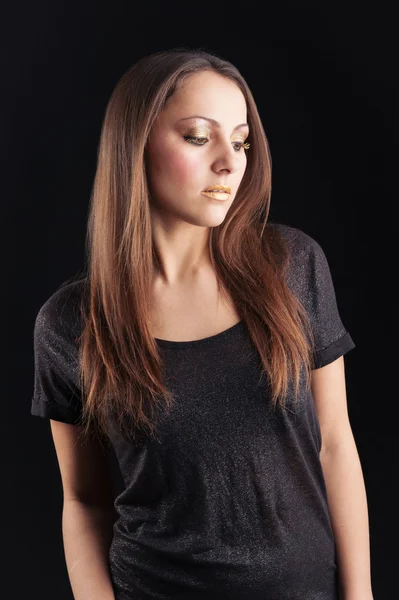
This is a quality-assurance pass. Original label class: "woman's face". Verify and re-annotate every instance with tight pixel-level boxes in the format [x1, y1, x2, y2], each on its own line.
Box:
[145, 70, 249, 228]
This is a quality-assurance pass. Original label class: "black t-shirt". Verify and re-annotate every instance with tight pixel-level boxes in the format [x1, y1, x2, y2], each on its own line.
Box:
[31, 224, 355, 600]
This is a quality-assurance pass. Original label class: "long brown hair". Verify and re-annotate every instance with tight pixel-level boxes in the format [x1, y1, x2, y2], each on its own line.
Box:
[75, 47, 315, 446]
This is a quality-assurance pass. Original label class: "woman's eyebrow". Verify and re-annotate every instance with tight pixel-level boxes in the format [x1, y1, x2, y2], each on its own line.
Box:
[178, 116, 249, 131]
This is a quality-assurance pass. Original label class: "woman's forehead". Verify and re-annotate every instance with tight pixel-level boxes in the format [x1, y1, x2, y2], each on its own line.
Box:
[159, 83, 247, 130]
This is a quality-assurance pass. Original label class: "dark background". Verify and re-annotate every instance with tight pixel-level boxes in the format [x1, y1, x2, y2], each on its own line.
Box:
[3, 1, 395, 598]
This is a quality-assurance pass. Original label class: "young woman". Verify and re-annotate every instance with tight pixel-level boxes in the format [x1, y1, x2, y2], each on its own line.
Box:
[31, 48, 373, 600]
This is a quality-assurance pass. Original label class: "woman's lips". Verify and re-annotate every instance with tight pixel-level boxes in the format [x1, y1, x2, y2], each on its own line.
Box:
[201, 190, 230, 201]
[203, 184, 231, 194]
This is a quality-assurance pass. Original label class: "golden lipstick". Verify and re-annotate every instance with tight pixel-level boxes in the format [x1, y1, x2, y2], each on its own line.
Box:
[202, 184, 231, 194]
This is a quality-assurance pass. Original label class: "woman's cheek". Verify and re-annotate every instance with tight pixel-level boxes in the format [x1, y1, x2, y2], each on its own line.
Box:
[169, 150, 203, 185]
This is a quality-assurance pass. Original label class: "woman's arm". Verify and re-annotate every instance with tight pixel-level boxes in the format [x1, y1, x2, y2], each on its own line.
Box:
[311, 357, 374, 600]
[63, 500, 116, 600]
[319, 431, 373, 600]
[50, 420, 117, 600]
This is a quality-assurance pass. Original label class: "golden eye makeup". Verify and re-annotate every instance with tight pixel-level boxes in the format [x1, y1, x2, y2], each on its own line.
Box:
[183, 135, 250, 152]
[178, 116, 249, 138]
[179, 120, 250, 151]
[183, 125, 211, 138]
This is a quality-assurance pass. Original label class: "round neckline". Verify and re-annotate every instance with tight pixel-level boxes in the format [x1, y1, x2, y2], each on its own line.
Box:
[154, 320, 244, 349]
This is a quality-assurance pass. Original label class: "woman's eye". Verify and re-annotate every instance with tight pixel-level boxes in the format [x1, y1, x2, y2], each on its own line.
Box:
[183, 136, 208, 145]
[232, 141, 245, 152]
[183, 136, 248, 152]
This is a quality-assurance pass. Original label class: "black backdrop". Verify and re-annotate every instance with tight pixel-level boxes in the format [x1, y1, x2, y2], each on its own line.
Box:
[3, 2, 395, 598]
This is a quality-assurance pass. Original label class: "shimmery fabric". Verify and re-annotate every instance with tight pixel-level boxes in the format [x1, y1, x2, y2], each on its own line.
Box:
[31, 224, 355, 599]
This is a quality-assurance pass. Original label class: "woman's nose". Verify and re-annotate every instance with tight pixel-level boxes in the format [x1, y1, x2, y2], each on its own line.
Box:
[213, 141, 240, 173]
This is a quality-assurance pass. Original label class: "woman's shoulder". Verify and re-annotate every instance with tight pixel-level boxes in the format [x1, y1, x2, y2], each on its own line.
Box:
[34, 276, 87, 343]
[268, 221, 333, 292]
[268, 221, 323, 258]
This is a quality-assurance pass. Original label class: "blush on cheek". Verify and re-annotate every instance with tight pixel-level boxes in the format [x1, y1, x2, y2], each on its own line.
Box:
[169, 151, 202, 185]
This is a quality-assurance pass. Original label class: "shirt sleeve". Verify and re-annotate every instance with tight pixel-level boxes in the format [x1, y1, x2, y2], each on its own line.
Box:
[281, 224, 356, 369]
[302, 233, 355, 369]
[30, 287, 84, 425]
